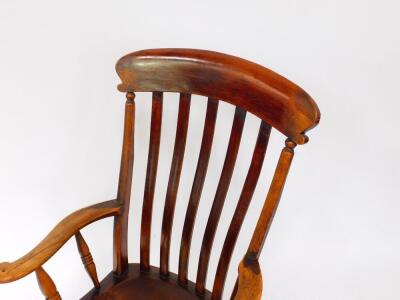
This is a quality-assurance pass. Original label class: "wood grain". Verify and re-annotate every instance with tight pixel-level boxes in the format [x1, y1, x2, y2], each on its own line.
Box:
[232, 259, 262, 300]
[160, 93, 191, 278]
[1, 48, 320, 299]
[35, 267, 62, 300]
[196, 107, 246, 295]
[75, 231, 100, 288]
[212, 121, 271, 300]
[0, 200, 120, 283]
[81, 263, 212, 300]
[116, 48, 320, 144]
[247, 139, 296, 260]
[178, 98, 219, 286]
[140, 91, 163, 272]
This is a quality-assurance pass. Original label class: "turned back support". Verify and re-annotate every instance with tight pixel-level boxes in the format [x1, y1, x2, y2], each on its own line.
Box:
[113, 49, 320, 299]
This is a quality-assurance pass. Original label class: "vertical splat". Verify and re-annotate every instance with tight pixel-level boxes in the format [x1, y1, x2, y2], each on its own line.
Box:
[231, 139, 296, 300]
[140, 92, 163, 272]
[178, 98, 219, 286]
[196, 107, 246, 295]
[212, 121, 271, 300]
[160, 93, 191, 278]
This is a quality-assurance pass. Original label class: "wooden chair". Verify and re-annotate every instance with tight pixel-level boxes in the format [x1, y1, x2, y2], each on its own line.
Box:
[0, 49, 320, 299]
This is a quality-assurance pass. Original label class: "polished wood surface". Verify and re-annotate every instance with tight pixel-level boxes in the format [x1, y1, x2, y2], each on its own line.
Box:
[212, 121, 271, 300]
[113, 92, 135, 276]
[0, 200, 120, 284]
[0, 48, 320, 299]
[141, 91, 163, 272]
[247, 139, 296, 260]
[35, 267, 61, 300]
[75, 231, 100, 288]
[160, 93, 191, 278]
[196, 107, 246, 295]
[81, 263, 212, 300]
[116, 48, 320, 144]
[179, 98, 219, 286]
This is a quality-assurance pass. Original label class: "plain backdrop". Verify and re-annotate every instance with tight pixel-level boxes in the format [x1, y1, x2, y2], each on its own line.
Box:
[0, 0, 399, 299]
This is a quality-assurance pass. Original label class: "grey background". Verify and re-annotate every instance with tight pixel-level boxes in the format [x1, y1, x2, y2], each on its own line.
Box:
[0, 0, 399, 299]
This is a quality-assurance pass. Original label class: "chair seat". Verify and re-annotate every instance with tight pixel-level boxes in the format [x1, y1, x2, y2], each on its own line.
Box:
[81, 264, 211, 300]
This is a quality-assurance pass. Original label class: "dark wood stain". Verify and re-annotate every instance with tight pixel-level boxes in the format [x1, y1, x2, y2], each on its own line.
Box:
[160, 93, 191, 278]
[0, 48, 320, 300]
[196, 107, 246, 296]
[212, 121, 271, 300]
[117, 48, 320, 145]
[178, 98, 219, 286]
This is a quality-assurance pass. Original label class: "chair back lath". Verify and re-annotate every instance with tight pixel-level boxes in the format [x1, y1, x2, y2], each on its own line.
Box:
[113, 48, 320, 299]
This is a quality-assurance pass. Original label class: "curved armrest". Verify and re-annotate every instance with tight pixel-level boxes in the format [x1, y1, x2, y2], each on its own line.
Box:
[0, 200, 121, 283]
[234, 259, 263, 300]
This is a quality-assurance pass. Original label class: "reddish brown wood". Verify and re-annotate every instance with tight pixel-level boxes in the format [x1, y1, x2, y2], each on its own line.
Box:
[178, 98, 219, 286]
[196, 107, 246, 295]
[1, 48, 320, 299]
[140, 91, 163, 272]
[81, 264, 212, 300]
[114, 92, 135, 276]
[232, 259, 262, 300]
[35, 267, 62, 300]
[160, 93, 191, 278]
[0, 200, 120, 284]
[247, 139, 296, 259]
[75, 231, 100, 288]
[116, 48, 320, 144]
[212, 121, 271, 300]
[230, 140, 295, 300]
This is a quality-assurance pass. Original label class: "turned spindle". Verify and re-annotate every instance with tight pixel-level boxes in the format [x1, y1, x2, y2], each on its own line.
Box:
[75, 231, 100, 288]
[35, 267, 61, 300]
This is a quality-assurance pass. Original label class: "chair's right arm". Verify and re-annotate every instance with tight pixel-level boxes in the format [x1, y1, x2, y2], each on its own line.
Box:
[0, 199, 121, 284]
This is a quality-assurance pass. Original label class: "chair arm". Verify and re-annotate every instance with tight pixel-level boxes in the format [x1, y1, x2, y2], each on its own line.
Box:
[0, 200, 121, 283]
[234, 258, 263, 300]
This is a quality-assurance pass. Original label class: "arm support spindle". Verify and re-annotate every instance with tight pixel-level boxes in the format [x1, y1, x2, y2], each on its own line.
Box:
[35, 267, 62, 300]
[234, 139, 296, 299]
[75, 231, 100, 288]
[0, 200, 120, 283]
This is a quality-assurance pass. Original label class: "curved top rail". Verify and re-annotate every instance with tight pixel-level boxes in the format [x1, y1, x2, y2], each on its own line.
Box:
[116, 48, 320, 144]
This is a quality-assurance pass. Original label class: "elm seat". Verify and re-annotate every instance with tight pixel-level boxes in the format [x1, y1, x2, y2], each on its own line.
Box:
[81, 264, 211, 300]
[0, 48, 320, 300]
